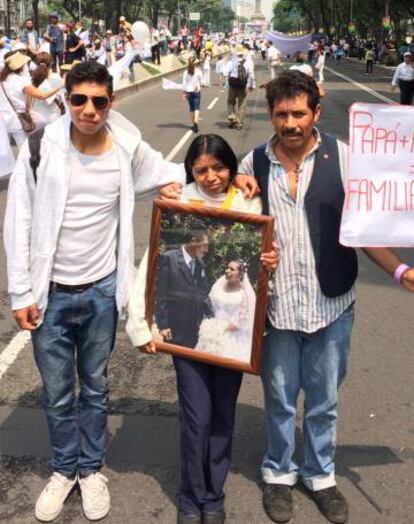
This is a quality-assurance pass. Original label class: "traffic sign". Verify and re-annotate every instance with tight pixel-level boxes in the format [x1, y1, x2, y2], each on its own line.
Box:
[189, 12, 201, 21]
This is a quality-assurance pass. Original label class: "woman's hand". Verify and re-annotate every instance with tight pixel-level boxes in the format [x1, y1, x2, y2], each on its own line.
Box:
[226, 323, 238, 332]
[260, 242, 280, 272]
[137, 340, 157, 354]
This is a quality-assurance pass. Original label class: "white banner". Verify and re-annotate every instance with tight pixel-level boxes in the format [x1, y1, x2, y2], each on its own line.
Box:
[340, 102, 414, 247]
[264, 31, 312, 57]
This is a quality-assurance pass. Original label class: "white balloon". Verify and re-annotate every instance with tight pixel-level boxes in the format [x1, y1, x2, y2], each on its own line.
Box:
[131, 21, 150, 44]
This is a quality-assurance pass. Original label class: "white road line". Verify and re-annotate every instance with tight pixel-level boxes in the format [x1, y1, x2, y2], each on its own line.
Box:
[0, 331, 31, 380]
[325, 66, 395, 104]
[165, 130, 194, 161]
[207, 97, 219, 110]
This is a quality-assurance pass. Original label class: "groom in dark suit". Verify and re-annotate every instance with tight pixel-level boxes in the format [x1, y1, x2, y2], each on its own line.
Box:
[156, 227, 211, 348]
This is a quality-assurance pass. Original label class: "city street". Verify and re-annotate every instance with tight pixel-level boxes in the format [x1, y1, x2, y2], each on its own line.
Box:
[0, 56, 413, 524]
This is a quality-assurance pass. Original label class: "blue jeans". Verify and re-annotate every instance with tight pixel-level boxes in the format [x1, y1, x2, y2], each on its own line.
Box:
[261, 305, 354, 491]
[31, 272, 118, 478]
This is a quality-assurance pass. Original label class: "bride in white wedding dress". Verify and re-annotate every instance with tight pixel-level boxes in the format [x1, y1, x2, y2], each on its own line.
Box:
[197, 260, 256, 363]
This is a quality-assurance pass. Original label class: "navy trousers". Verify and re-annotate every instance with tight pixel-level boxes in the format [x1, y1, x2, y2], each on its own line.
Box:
[173, 357, 243, 514]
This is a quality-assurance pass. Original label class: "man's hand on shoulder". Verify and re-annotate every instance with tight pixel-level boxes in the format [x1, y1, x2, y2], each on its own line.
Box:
[13, 304, 40, 330]
[233, 173, 259, 199]
[159, 182, 182, 200]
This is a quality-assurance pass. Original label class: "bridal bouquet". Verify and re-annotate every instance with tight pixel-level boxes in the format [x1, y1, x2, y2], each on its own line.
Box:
[197, 318, 232, 355]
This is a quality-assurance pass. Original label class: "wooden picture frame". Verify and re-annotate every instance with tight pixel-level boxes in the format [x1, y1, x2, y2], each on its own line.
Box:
[145, 200, 274, 374]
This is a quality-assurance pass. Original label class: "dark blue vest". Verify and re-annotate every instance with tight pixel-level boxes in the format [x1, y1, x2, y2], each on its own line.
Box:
[253, 133, 358, 298]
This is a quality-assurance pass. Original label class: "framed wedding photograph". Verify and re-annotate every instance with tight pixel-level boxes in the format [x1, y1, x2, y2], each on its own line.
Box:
[145, 200, 274, 374]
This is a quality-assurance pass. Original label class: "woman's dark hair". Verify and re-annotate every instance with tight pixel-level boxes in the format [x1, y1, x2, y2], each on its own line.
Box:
[65, 61, 113, 97]
[32, 52, 51, 87]
[266, 70, 320, 112]
[187, 57, 195, 75]
[184, 134, 238, 185]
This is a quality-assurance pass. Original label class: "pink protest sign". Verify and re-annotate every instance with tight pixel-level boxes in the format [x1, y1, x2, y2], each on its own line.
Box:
[340, 102, 414, 247]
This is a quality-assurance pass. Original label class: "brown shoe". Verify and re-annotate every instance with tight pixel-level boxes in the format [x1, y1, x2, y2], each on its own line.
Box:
[262, 484, 293, 523]
[313, 486, 348, 523]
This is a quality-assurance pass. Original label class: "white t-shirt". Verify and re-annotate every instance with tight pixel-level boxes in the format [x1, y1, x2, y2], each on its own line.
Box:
[182, 68, 203, 92]
[0, 73, 32, 132]
[51, 144, 121, 284]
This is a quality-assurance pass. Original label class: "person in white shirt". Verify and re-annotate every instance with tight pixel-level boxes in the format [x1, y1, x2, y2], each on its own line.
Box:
[315, 49, 325, 83]
[202, 49, 211, 87]
[0, 51, 62, 145]
[266, 41, 281, 80]
[391, 51, 414, 105]
[182, 57, 204, 133]
[31, 52, 64, 128]
[4, 61, 184, 523]
[227, 47, 255, 130]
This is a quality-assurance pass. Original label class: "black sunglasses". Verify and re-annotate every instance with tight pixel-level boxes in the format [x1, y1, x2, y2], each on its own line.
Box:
[69, 94, 110, 110]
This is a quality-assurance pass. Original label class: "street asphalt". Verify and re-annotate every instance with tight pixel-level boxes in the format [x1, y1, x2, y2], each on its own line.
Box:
[0, 56, 413, 524]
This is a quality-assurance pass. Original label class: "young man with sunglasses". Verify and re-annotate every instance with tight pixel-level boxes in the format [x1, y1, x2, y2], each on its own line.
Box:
[4, 61, 185, 522]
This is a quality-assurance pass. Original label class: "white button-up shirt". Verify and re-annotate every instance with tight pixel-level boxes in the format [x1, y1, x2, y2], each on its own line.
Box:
[239, 130, 355, 333]
[392, 61, 414, 85]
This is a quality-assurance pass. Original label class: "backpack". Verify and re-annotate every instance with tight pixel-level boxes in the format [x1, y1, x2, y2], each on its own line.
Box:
[28, 128, 45, 183]
[228, 59, 247, 89]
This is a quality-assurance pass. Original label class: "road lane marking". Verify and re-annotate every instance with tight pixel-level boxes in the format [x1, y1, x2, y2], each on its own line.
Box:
[0, 330, 31, 380]
[325, 66, 395, 104]
[207, 97, 219, 110]
[165, 130, 193, 161]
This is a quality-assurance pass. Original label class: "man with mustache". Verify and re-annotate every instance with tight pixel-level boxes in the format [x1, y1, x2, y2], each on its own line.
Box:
[238, 70, 414, 524]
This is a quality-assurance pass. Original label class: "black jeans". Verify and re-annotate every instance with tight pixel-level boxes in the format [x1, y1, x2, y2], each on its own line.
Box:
[399, 79, 414, 105]
[173, 357, 242, 514]
[50, 50, 63, 72]
[151, 44, 160, 65]
[366, 60, 373, 74]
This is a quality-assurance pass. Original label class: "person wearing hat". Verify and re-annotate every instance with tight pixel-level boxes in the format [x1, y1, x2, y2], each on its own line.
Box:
[45, 13, 64, 72]
[0, 51, 63, 145]
[119, 16, 132, 36]
[227, 45, 254, 130]
[391, 51, 414, 105]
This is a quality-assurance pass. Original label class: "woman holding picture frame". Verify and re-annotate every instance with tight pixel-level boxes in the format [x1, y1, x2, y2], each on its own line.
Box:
[127, 134, 278, 524]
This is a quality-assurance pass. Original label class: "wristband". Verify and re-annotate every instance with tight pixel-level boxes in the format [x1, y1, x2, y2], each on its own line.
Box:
[393, 263, 410, 285]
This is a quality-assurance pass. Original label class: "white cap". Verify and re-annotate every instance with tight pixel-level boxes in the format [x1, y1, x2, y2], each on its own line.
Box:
[289, 64, 314, 78]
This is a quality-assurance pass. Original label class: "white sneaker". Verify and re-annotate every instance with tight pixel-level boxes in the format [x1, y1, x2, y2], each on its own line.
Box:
[79, 472, 110, 521]
[35, 472, 77, 522]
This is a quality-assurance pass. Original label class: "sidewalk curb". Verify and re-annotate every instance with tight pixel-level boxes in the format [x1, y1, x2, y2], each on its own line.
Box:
[114, 51, 230, 101]
[113, 62, 188, 101]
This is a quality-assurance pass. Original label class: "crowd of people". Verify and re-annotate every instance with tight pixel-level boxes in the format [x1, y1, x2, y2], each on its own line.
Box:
[1, 15, 414, 524]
